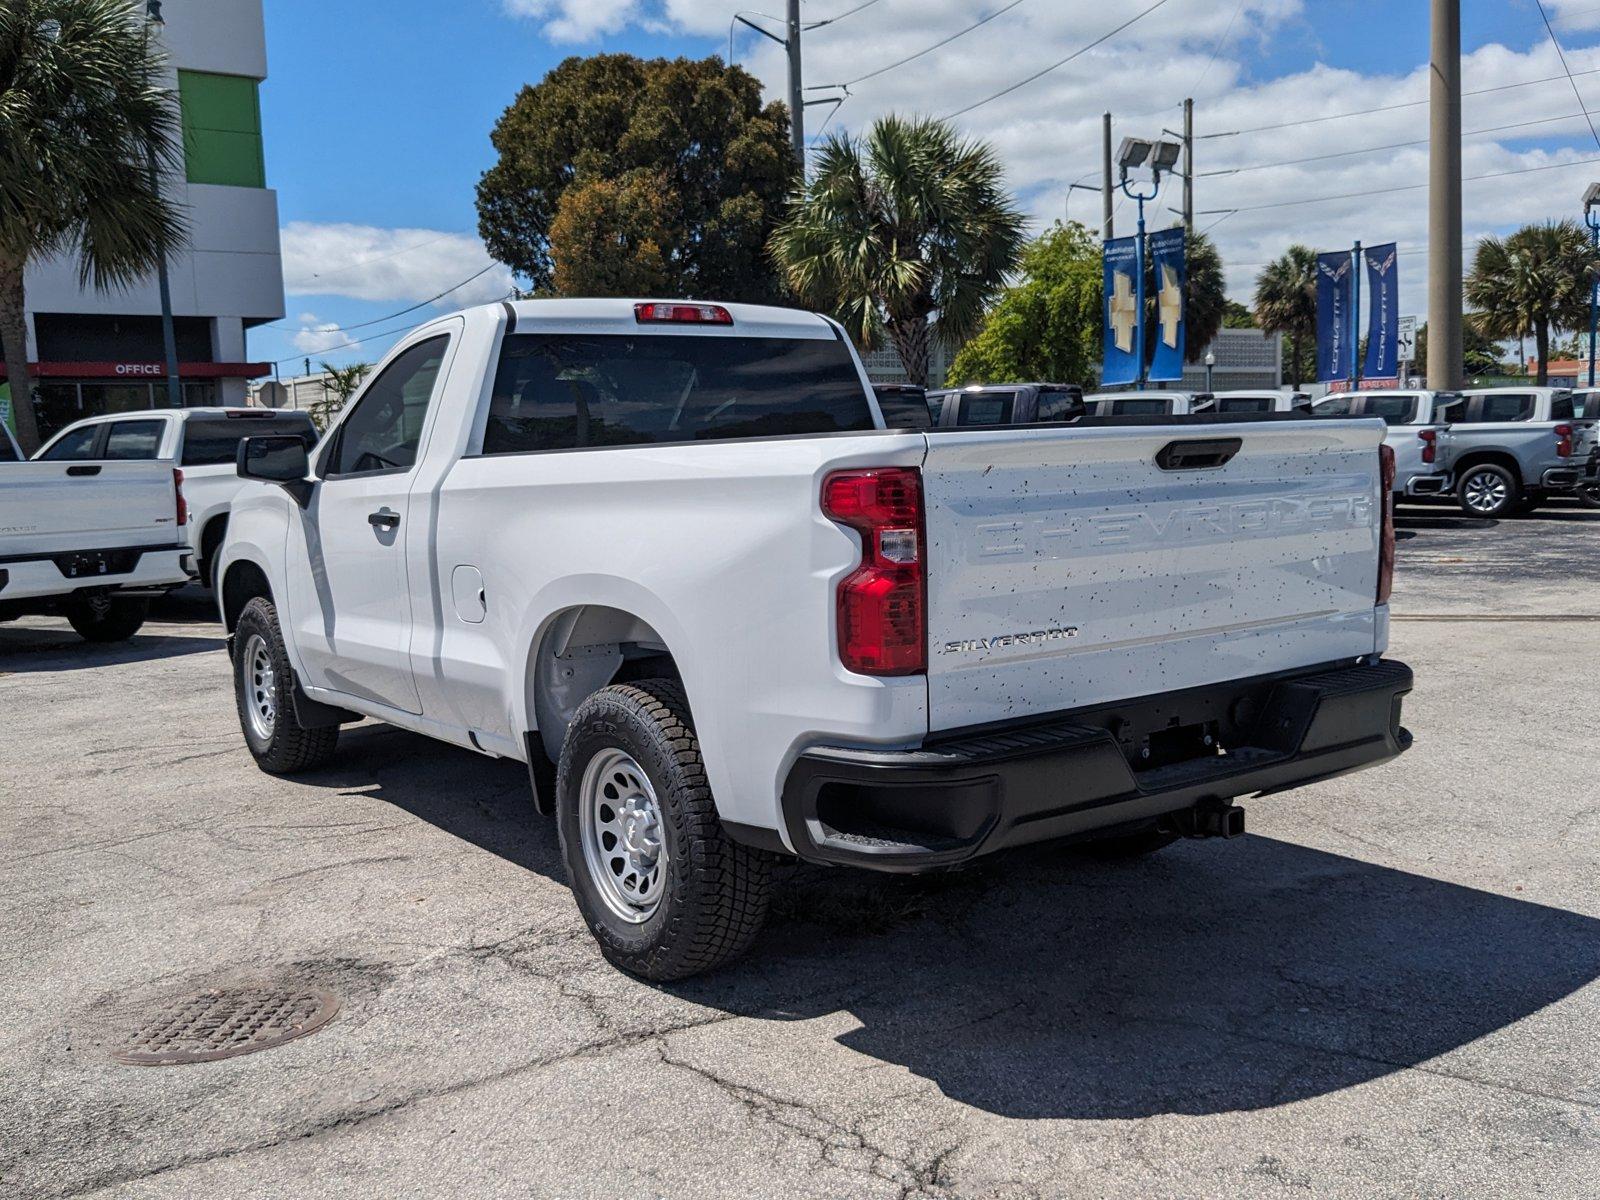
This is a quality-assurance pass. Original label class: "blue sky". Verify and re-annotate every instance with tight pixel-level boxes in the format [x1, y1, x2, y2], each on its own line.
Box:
[250, 0, 1600, 372]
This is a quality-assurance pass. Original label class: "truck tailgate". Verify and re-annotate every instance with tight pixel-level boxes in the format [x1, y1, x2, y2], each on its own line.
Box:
[0, 462, 180, 559]
[921, 421, 1385, 731]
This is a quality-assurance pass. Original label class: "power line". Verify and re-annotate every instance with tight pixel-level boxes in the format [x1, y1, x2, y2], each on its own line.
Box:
[1201, 106, 1600, 178]
[803, 0, 883, 29]
[944, 0, 1176, 120]
[837, 0, 1030, 87]
[1190, 0, 1246, 96]
[1198, 151, 1600, 214]
[260, 263, 504, 333]
[1534, 0, 1600, 150]
[271, 293, 513, 369]
[1199, 66, 1600, 140]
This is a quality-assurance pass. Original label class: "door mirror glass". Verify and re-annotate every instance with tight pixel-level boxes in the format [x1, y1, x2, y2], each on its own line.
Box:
[238, 434, 310, 483]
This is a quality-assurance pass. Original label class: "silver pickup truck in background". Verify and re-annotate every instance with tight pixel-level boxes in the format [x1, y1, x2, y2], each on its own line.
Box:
[1440, 388, 1599, 518]
[1311, 390, 1456, 500]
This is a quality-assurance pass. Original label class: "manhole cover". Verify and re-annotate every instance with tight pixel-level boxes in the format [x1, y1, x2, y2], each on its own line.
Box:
[113, 987, 339, 1066]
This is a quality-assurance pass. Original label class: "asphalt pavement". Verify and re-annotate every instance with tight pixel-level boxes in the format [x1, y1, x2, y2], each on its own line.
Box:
[1, 500, 1596, 1199]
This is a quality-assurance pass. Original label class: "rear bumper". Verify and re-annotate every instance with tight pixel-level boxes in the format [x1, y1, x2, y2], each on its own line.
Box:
[780, 659, 1413, 872]
[1403, 473, 1450, 496]
[1544, 453, 1600, 490]
[0, 545, 190, 604]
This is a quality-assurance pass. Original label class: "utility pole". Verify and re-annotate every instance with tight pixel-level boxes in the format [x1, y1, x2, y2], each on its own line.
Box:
[1182, 97, 1194, 234]
[1102, 112, 1114, 242]
[1428, 0, 1463, 389]
[787, 0, 805, 166]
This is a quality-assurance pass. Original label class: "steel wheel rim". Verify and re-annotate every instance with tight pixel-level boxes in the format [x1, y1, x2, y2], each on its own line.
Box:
[578, 748, 668, 924]
[242, 633, 276, 741]
[1463, 470, 1507, 514]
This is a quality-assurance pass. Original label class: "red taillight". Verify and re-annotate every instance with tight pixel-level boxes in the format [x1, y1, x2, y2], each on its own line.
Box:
[1418, 427, 1437, 464]
[822, 467, 926, 676]
[173, 468, 188, 527]
[633, 302, 733, 326]
[1377, 445, 1395, 605]
[1555, 423, 1574, 458]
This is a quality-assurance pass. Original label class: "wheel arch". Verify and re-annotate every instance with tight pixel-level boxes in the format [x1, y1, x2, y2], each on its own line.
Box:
[1452, 450, 1524, 489]
[220, 558, 275, 634]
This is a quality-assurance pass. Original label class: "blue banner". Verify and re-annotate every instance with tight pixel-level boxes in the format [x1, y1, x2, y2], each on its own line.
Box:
[1147, 227, 1186, 383]
[1363, 243, 1399, 380]
[1101, 236, 1141, 386]
[1316, 250, 1354, 383]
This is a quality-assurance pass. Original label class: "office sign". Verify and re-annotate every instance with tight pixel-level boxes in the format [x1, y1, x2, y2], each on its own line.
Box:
[1363, 243, 1399, 380]
[1146, 227, 1186, 383]
[1102, 235, 1141, 386]
[1316, 250, 1354, 383]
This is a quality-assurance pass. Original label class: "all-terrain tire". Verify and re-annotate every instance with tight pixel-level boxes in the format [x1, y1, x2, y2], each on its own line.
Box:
[556, 679, 772, 981]
[64, 594, 149, 642]
[233, 596, 339, 774]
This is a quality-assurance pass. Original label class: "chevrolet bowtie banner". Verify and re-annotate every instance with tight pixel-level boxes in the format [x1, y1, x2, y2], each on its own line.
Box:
[1363, 243, 1399, 381]
[1101, 235, 1141, 386]
[1316, 250, 1354, 383]
[1147, 227, 1186, 383]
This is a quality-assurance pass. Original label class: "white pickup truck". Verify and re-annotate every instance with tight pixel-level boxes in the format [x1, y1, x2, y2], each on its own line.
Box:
[216, 299, 1414, 980]
[0, 444, 190, 641]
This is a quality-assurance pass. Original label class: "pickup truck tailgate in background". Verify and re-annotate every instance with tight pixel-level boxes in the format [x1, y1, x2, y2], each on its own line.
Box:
[0, 462, 179, 559]
[920, 422, 1385, 731]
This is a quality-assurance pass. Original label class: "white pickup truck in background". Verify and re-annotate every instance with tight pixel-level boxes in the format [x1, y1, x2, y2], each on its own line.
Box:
[36, 408, 318, 587]
[0, 449, 190, 641]
[216, 298, 1414, 981]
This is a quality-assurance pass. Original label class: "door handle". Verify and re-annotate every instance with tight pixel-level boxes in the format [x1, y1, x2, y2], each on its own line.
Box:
[367, 509, 401, 529]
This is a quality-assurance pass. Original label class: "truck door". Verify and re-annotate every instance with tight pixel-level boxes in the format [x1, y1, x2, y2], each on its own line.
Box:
[286, 330, 456, 714]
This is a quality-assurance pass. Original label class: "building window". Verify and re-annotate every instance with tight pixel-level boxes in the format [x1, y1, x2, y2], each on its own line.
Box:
[178, 71, 265, 188]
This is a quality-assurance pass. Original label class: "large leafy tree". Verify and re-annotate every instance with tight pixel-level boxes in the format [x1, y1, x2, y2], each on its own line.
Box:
[0, 0, 185, 454]
[476, 54, 794, 302]
[1466, 220, 1597, 385]
[946, 222, 1101, 386]
[769, 115, 1026, 388]
[1252, 245, 1318, 388]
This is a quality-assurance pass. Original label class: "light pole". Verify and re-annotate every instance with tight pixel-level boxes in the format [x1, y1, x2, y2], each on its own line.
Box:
[144, 1, 181, 408]
[1585, 183, 1600, 387]
[1204, 348, 1215, 393]
[1116, 136, 1183, 388]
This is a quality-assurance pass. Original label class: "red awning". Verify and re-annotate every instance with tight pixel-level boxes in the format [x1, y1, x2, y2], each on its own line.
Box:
[1, 361, 272, 380]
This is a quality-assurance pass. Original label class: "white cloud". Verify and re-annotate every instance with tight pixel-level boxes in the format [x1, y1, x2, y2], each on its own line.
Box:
[496, 0, 1600, 324]
[290, 316, 356, 356]
[279, 222, 516, 307]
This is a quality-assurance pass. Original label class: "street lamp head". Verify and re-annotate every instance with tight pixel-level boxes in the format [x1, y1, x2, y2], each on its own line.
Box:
[1117, 137, 1153, 172]
[1205, 350, 1216, 367]
[1150, 139, 1183, 172]
[1584, 182, 1600, 211]
[145, 0, 165, 24]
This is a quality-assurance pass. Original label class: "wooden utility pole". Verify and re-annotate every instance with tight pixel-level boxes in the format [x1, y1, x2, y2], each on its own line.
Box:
[1102, 112, 1114, 241]
[1428, 0, 1463, 388]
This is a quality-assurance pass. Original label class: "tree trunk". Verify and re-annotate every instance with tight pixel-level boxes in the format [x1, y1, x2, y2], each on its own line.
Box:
[1287, 334, 1300, 389]
[1535, 319, 1549, 387]
[0, 257, 41, 456]
[886, 314, 932, 389]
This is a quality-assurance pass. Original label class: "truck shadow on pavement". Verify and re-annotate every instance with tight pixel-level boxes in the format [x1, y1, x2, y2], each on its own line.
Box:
[0, 626, 224, 671]
[314, 725, 1600, 1122]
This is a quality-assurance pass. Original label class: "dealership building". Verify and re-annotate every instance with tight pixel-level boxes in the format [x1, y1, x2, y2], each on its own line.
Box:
[5, 0, 282, 441]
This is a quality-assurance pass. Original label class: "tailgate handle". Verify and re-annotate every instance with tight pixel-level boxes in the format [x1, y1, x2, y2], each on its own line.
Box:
[65, 464, 102, 477]
[1156, 437, 1242, 471]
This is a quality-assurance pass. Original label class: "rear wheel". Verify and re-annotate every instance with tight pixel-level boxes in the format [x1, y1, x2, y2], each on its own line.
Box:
[1578, 482, 1600, 509]
[64, 593, 149, 642]
[233, 596, 339, 774]
[1456, 463, 1519, 518]
[557, 679, 771, 981]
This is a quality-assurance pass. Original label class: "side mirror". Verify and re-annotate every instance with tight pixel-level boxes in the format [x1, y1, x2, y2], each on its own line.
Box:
[238, 435, 312, 507]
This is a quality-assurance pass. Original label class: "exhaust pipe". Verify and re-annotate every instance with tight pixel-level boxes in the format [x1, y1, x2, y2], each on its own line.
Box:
[1170, 798, 1245, 839]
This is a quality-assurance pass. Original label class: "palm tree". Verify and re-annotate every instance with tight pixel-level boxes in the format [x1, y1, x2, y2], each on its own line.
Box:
[1252, 245, 1318, 388]
[0, 0, 186, 454]
[1466, 221, 1596, 385]
[768, 115, 1026, 387]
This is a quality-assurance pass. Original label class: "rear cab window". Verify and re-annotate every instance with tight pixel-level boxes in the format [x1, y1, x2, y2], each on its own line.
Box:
[1216, 397, 1272, 413]
[954, 391, 1016, 426]
[1111, 398, 1172, 416]
[182, 413, 317, 466]
[480, 334, 874, 453]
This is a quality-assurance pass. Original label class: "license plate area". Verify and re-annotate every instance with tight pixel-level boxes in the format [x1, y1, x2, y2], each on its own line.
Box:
[51, 549, 142, 579]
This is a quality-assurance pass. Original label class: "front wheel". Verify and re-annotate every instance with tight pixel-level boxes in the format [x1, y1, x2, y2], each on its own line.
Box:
[1456, 464, 1520, 518]
[64, 593, 149, 642]
[233, 596, 339, 774]
[557, 679, 771, 981]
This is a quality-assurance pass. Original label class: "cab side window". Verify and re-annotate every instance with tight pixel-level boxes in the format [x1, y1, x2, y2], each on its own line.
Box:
[324, 336, 449, 476]
[102, 420, 166, 460]
[38, 425, 103, 460]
